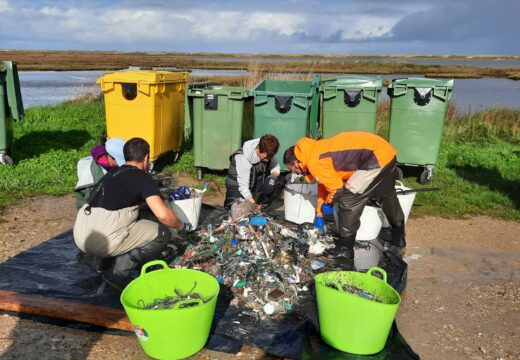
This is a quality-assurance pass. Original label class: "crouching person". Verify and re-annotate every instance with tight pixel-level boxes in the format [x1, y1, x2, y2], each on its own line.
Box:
[73, 137, 191, 290]
[224, 134, 286, 210]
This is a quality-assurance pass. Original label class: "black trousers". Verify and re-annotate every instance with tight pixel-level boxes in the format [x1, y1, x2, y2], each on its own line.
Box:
[334, 158, 404, 243]
[224, 174, 286, 209]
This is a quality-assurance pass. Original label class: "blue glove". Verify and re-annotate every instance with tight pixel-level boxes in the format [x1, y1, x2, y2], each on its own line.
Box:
[321, 203, 334, 216]
[313, 216, 325, 233]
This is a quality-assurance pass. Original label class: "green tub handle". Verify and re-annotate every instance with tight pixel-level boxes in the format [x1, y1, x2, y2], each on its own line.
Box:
[140, 260, 169, 276]
[172, 298, 204, 310]
[367, 267, 388, 283]
[322, 279, 344, 292]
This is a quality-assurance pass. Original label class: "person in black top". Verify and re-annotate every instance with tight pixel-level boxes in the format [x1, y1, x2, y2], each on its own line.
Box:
[74, 137, 190, 290]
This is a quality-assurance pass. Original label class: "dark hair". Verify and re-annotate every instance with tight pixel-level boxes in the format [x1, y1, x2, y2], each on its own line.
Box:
[283, 146, 297, 164]
[124, 137, 150, 162]
[258, 134, 279, 158]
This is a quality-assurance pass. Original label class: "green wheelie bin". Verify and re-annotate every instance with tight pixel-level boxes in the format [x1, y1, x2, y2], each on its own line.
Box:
[251, 75, 320, 169]
[319, 76, 382, 138]
[187, 85, 253, 179]
[387, 77, 454, 184]
[0, 61, 24, 165]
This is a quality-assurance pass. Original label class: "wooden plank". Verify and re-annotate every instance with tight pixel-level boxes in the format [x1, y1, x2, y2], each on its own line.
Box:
[0, 290, 133, 332]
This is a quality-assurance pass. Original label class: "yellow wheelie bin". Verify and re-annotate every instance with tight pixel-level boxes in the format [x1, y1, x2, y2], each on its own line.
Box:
[98, 71, 188, 166]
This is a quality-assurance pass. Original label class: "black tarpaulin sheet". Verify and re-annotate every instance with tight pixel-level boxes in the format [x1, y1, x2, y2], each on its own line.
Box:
[0, 205, 418, 359]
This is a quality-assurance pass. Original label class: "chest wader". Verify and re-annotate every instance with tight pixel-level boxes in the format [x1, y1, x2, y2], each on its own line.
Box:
[84, 167, 172, 291]
[324, 157, 405, 270]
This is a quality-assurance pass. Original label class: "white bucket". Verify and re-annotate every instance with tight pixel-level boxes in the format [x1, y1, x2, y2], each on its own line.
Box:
[284, 175, 318, 225]
[354, 242, 383, 270]
[382, 181, 416, 227]
[168, 188, 204, 229]
[334, 205, 385, 241]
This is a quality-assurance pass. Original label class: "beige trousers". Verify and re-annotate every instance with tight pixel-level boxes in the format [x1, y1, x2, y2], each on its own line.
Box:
[73, 204, 159, 257]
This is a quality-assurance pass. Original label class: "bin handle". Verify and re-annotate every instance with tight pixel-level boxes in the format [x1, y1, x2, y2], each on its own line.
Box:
[229, 91, 245, 100]
[255, 94, 268, 106]
[98, 79, 115, 92]
[137, 80, 151, 96]
[172, 298, 204, 310]
[322, 87, 337, 100]
[187, 90, 205, 98]
[392, 84, 408, 97]
[367, 267, 387, 283]
[293, 98, 308, 110]
[362, 87, 377, 102]
[433, 85, 449, 101]
[140, 260, 169, 276]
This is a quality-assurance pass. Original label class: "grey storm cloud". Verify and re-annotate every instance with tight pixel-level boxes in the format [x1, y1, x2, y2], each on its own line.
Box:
[0, 0, 518, 54]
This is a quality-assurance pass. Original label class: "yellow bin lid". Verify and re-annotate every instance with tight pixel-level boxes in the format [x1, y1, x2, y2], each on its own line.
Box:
[97, 70, 188, 84]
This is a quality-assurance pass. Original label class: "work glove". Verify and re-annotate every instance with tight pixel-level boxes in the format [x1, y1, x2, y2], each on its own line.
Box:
[321, 203, 334, 216]
[178, 221, 193, 237]
[313, 216, 325, 233]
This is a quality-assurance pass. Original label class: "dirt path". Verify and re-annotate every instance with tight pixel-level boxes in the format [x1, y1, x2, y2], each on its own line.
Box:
[0, 194, 519, 360]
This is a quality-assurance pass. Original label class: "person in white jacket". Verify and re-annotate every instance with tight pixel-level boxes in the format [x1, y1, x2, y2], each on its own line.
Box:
[74, 137, 126, 209]
[224, 134, 285, 210]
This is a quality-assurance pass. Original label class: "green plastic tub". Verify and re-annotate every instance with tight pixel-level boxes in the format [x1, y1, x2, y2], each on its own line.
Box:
[121, 260, 220, 360]
[315, 267, 401, 355]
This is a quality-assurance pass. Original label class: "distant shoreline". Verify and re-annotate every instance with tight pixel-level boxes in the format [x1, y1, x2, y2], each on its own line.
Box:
[2, 50, 519, 80]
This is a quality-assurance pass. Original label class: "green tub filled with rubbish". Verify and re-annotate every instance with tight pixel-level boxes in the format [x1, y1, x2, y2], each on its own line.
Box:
[315, 267, 401, 355]
[121, 260, 220, 360]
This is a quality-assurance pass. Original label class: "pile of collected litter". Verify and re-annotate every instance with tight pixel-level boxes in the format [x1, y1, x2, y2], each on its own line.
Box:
[170, 213, 337, 320]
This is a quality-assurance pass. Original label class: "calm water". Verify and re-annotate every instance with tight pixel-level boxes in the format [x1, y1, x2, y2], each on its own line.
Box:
[19, 69, 247, 108]
[19, 70, 520, 110]
[193, 56, 520, 69]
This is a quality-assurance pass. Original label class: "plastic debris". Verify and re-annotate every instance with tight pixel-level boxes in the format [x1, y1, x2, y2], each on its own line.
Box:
[170, 214, 337, 319]
[169, 186, 192, 201]
[325, 281, 383, 303]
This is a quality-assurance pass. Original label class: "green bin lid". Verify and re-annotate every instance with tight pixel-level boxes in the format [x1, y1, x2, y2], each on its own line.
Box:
[320, 76, 382, 89]
[389, 77, 454, 89]
[188, 85, 249, 98]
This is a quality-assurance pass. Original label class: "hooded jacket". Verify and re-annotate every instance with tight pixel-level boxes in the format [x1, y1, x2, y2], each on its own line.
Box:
[230, 138, 280, 200]
[294, 132, 396, 215]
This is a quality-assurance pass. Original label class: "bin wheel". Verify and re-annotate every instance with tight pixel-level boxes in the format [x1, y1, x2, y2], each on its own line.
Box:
[0, 154, 13, 165]
[196, 167, 204, 181]
[419, 169, 432, 185]
[395, 166, 404, 180]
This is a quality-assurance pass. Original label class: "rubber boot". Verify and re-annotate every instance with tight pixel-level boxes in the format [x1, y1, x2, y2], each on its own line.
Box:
[323, 236, 355, 271]
[379, 220, 406, 248]
[102, 248, 143, 291]
[77, 251, 114, 273]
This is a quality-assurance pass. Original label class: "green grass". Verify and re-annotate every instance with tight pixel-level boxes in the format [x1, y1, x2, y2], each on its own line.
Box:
[401, 141, 520, 220]
[0, 99, 105, 208]
[0, 98, 518, 221]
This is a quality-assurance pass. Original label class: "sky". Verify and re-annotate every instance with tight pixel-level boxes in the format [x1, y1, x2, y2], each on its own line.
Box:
[0, 0, 518, 55]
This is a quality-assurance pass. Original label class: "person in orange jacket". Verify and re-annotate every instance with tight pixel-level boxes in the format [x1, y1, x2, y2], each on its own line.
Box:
[283, 131, 405, 269]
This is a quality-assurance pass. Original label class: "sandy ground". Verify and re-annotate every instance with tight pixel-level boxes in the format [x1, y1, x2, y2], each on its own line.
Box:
[0, 192, 519, 360]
